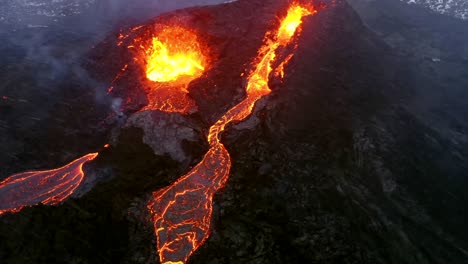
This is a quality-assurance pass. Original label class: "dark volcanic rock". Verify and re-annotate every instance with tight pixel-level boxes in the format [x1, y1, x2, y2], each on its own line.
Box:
[192, 1, 468, 263]
[0, 25, 111, 177]
[1, 0, 467, 263]
[125, 111, 203, 162]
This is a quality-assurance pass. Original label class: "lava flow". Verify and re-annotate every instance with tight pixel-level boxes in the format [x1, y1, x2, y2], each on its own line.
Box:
[124, 25, 208, 113]
[0, 153, 98, 216]
[147, 4, 318, 264]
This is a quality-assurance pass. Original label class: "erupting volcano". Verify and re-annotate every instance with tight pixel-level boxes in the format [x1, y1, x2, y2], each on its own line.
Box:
[117, 24, 208, 114]
[0, 153, 98, 215]
[0, 1, 321, 262]
[147, 4, 318, 264]
[3, 0, 467, 263]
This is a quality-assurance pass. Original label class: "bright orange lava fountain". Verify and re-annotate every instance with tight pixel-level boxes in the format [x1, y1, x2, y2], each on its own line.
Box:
[145, 26, 205, 83]
[147, 4, 317, 264]
[128, 26, 207, 113]
[0, 153, 98, 216]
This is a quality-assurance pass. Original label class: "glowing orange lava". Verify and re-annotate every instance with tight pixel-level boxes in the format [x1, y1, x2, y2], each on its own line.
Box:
[145, 26, 206, 83]
[124, 25, 208, 114]
[147, 4, 318, 264]
[0, 153, 98, 216]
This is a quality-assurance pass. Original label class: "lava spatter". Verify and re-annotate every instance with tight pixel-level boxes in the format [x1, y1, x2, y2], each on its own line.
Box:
[145, 26, 206, 83]
[0, 153, 98, 216]
[119, 25, 208, 114]
[147, 3, 319, 264]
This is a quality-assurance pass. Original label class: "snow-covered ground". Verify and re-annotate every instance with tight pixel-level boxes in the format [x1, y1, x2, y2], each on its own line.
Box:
[0, 0, 94, 25]
[2, 0, 467, 24]
[0, 0, 236, 28]
[402, 0, 468, 19]
[0, 0, 90, 29]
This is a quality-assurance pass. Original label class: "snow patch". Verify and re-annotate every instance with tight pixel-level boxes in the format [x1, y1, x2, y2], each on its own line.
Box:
[401, 0, 468, 20]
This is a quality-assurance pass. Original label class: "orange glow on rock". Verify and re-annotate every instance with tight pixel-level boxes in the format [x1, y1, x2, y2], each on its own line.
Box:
[147, 4, 318, 264]
[0, 153, 98, 216]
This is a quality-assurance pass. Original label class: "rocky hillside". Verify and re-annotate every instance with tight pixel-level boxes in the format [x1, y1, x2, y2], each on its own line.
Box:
[0, 0, 467, 263]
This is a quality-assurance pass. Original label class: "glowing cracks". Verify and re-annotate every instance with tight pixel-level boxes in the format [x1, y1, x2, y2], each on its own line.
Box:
[147, 3, 317, 264]
[148, 144, 231, 264]
[0, 153, 98, 216]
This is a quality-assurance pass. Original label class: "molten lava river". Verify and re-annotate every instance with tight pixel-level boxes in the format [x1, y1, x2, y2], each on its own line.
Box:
[147, 4, 318, 264]
[0, 153, 98, 215]
[0, 2, 320, 264]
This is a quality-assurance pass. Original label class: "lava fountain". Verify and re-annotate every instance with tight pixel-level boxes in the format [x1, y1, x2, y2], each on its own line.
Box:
[122, 25, 208, 114]
[145, 26, 205, 83]
[147, 4, 318, 264]
[0, 153, 98, 216]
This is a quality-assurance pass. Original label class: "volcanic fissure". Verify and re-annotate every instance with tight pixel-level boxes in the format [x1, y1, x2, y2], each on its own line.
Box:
[0, 2, 320, 264]
[146, 4, 318, 264]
